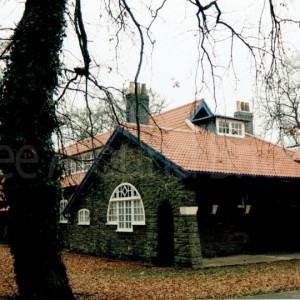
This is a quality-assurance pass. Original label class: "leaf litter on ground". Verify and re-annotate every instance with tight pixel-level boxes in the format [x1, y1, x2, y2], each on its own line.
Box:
[0, 244, 300, 299]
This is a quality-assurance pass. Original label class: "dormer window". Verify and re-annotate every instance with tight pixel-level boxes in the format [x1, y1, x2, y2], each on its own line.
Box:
[218, 120, 230, 134]
[217, 118, 244, 138]
[231, 123, 243, 136]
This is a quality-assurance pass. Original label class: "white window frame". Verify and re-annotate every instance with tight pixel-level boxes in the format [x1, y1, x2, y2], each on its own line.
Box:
[68, 152, 94, 175]
[107, 183, 145, 232]
[77, 208, 90, 225]
[218, 120, 230, 135]
[216, 118, 245, 138]
[59, 199, 68, 224]
[231, 122, 243, 136]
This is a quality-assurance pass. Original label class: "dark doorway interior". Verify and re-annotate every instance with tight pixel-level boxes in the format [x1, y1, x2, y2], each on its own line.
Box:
[156, 201, 174, 266]
[249, 199, 300, 253]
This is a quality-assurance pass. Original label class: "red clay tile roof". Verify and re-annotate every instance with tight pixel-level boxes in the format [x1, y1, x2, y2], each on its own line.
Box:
[59, 131, 112, 187]
[123, 124, 300, 178]
[61, 100, 202, 158]
[61, 173, 85, 188]
[61, 131, 112, 156]
[149, 100, 203, 130]
[61, 100, 300, 181]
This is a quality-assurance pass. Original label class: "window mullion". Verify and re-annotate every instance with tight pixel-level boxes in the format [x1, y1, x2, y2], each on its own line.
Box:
[107, 183, 145, 232]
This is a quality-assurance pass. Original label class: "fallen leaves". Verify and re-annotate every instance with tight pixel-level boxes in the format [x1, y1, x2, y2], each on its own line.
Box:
[0, 245, 17, 299]
[1, 244, 300, 299]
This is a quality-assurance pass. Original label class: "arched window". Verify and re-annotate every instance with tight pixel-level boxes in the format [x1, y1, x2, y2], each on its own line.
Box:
[107, 183, 145, 232]
[78, 209, 90, 225]
[59, 199, 68, 224]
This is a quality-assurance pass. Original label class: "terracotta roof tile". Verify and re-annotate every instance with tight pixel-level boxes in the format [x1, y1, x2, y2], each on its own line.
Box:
[150, 100, 203, 130]
[123, 123, 300, 178]
[60, 131, 112, 156]
[61, 100, 201, 157]
[59, 132, 112, 187]
[61, 100, 300, 181]
[61, 173, 85, 188]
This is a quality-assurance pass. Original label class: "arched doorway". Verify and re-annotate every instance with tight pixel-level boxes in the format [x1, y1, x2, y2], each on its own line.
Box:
[156, 201, 174, 266]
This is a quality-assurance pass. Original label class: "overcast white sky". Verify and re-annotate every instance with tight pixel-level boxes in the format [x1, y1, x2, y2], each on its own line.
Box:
[66, 0, 300, 119]
[1, 0, 300, 122]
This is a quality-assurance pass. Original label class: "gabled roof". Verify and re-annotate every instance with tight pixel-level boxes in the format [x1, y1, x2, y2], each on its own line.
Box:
[189, 100, 213, 121]
[63, 99, 300, 178]
[61, 173, 86, 188]
[61, 131, 112, 156]
[149, 100, 203, 130]
[116, 100, 300, 178]
[118, 124, 300, 178]
[63, 100, 300, 212]
[59, 131, 112, 188]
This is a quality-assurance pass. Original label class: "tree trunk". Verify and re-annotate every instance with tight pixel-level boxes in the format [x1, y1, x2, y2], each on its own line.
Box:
[0, 0, 76, 299]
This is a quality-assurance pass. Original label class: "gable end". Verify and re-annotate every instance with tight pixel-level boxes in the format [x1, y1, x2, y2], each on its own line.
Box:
[189, 101, 213, 121]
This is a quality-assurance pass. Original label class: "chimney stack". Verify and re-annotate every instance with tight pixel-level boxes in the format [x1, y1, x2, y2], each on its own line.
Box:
[126, 81, 150, 125]
[234, 101, 254, 134]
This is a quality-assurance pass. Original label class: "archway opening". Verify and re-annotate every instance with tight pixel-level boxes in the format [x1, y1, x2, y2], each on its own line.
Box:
[156, 201, 174, 266]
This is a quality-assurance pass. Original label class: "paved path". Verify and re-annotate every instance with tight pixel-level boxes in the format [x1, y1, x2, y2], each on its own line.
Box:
[203, 253, 300, 299]
[201, 252, 300, 268]
[239, 289, 300, 299]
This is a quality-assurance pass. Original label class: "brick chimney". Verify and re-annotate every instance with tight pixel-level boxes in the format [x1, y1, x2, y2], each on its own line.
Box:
[234, 101, 254, 134]
[126, 82, 150, 125]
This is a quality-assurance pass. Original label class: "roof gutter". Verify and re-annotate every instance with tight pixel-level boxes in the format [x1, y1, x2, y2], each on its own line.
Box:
[185, 170, 300, 180]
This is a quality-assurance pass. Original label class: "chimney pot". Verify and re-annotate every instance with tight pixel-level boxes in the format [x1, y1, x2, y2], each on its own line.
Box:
[141, 83, 147, 95]
[245, 102, 250, 112]
[241, 102, 245, 111]
[128, 81, 142, 94]
[236, 101, 241, 112]
[129, 82, 135, 94]
[136, 82, 141, 94]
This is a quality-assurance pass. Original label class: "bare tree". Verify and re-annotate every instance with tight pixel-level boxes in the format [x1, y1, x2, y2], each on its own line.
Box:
[59, 88, 167, 143]
[0, 0, 299, 299]
[56, 1, 300, 138]
[257, 55, 300, 147]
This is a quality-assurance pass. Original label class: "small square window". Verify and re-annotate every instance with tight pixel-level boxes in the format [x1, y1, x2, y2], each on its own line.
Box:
[218, 121, 230, 134]
[231, 123, 242, 136]
[78, 209, 90, 225]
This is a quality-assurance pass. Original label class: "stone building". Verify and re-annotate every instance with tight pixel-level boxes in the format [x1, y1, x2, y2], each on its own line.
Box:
[59, 83, 300, 268]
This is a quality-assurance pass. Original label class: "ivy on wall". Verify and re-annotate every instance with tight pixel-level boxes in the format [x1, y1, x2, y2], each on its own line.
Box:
[99, 142, 194, 210]
[0, 1, 76, 298]
[66, 141, 198, 266]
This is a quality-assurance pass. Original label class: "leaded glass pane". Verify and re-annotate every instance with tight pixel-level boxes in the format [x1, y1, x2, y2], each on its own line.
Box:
[107, 183, 145, 231]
